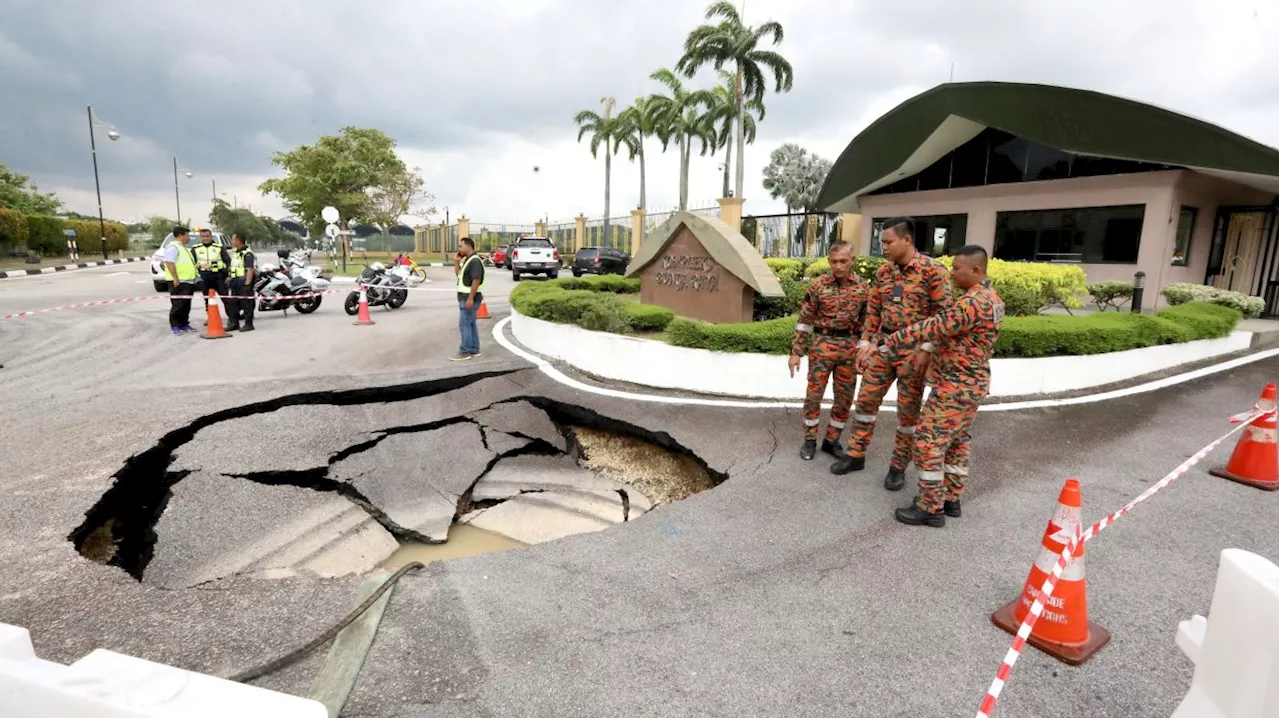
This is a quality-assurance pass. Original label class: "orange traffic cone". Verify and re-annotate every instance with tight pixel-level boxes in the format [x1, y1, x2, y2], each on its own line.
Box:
[476, 301, 490, 319]
[353, 286, 376, 326]
[1210, 383, 1278, 491]
[991, 478, 1110, 666]
[200, 288, 232, 340]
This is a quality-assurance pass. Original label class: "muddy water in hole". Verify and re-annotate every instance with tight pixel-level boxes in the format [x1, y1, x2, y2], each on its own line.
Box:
[378, 524, 526, 570]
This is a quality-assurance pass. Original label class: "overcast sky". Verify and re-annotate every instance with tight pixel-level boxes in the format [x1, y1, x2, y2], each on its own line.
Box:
[1, 0, 1275, 229]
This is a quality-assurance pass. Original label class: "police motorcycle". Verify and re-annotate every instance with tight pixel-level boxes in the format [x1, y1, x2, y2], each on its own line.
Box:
[282, 251, 324, 281]
[344, 261, 409, 315]
[255, 249, 329, 314]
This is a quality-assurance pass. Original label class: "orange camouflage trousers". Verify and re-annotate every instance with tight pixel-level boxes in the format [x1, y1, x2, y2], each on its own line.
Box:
[913, 379, 984, 513]
[803, 337, 859, 441]
[846, 351, 927, 468]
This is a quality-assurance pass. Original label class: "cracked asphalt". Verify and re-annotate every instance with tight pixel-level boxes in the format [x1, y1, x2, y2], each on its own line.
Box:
[1, 262, 1277, 717]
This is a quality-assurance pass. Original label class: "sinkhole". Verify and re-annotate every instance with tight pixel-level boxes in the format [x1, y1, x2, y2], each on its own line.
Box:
[68, 375, 724, 589]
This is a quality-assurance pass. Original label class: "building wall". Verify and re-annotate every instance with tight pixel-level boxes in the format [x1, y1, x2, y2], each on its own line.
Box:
[857, 170, 1276, 303]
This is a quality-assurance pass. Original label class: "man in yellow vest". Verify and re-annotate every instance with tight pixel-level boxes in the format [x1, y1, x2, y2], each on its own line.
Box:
[162, 226, 198, 335]
[192, 228, 231, 317]
[451, 237, 486, 361]
[226, 232, 256, 332]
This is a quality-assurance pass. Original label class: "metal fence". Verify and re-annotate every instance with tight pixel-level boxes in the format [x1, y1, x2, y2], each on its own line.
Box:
[583, 216, 633, 252]
[546, 222, 575, 254]
[471, 222, 536, 252]
[744, 212, 842, 258]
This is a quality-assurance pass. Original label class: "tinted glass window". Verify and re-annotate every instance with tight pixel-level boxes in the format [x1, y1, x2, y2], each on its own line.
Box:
[576, 248, 599, 258]
[994, 204, 1145, 264]
[518, 238, 553, 248]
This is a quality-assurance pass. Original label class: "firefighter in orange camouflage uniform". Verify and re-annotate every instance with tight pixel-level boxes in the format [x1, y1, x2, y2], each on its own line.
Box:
[879, 245, 1003, 526]
[831, 217, 953, 489]
[788, 241, 868, 461]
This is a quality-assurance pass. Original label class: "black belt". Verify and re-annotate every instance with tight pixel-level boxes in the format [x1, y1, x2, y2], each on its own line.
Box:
[816, 326, 854, 338]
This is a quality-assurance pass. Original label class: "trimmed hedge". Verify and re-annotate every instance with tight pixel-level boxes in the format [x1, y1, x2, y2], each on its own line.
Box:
[666, 315, 798, 354]
[994, 303, 1239, 357]
[664, 302, 1240, 358]
[935, 256, 1087, 316]
[1161, 282, 1265, 318]
[25, 214, 65, 255]
[510, 274, 664, 334]
[1086, 280, 1134, 311]
[0, 212, 129, 256]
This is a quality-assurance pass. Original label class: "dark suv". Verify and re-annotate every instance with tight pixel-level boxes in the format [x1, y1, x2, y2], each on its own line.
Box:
[572, 246, 630, 277]
[510, 236, 560, 281]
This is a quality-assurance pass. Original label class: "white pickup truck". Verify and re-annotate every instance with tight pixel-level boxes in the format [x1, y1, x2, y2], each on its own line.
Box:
[509, 236, 561, 281]
[150, 230, 225, 291]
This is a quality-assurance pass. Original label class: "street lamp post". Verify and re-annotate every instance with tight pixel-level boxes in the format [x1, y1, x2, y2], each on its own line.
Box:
[86, 105, 120, 260]
[172, 157, 193, 224]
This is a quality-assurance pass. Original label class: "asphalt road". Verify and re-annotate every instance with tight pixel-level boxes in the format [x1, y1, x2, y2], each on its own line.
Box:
[0, 263, 1277, 718]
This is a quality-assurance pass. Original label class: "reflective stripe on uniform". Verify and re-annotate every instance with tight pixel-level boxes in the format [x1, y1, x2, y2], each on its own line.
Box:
[918, 470, 944, 483]
[896, 426, 916, 436]
[853, 412, 877, 423]
[192, 244, 225, 270]
[828, 419, 845, 429]
[804, 418, 821, 427]
[796, 323, 813, 333]
[944, 464, 969, 476]
[229, 248, 251, 278]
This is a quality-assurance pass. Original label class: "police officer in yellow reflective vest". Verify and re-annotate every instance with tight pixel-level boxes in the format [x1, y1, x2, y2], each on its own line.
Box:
[162, 226, 198, 336]
[451, 237, 485, 361]
[226, 232, 256, 332]
[192, 227, 231, 315]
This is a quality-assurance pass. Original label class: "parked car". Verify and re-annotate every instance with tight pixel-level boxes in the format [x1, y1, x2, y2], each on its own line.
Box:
[572, 246, 631, 277]
[493, 245, 510, 269]
[150, 229, 225, 292]
[509, 236, 560, 281]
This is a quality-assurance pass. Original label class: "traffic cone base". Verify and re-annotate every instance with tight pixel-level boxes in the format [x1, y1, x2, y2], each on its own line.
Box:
[476, 301, 490, 319]
[1209, 383, 1278, 491]
[991, 600, 1112, 667]
[354, 288, 376, 326]
[990, 478, 1109, 666]
[201, 288, 232, 340]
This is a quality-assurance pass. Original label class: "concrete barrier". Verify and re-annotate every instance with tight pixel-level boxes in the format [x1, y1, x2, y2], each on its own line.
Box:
[1171, 549, 1279, 718]
[510, 310, 1255, 400]
[0, 623, 326, 718]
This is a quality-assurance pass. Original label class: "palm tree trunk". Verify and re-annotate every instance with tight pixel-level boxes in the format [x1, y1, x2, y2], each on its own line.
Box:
[734, 65, 746, 200]
[639, 142, 647, 212]
[603, 151, 612, 248]
[721, 141, 731, 198]
[679, 137, 690, 211]
[785, 205, 792, 258]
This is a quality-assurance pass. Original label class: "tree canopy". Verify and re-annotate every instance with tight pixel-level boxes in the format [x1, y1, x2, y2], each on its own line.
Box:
[209, 199, 301, 248]
[762, 143, 832, 213]
[258, 127, 428, 235]
[0, 163, 64, 215]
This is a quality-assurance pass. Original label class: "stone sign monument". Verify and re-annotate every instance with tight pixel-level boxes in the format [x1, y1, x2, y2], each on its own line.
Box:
[625, 211, 783, 324]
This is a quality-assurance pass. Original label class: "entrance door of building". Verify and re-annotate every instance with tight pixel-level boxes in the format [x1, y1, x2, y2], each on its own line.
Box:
[1205, 209, 1271, 294]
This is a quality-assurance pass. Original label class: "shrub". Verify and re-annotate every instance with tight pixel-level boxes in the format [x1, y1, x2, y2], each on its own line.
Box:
[764, 257, 802, 282]
[1086, 281, 1134, 311]
[753, 277, 808, 321]
[24, 214, 66, 255]
[666, 316, 797, 354]
[1161, 282, 1266, 319]
[803, 255, 886, 281]
[937, 256, 1087, 316]
[994, 303, 1239, 358]
[0, 207, 28, 251]
[509, 275, 650, 334]
[555, 274, 640, 293]
[625, 303, 675, 332]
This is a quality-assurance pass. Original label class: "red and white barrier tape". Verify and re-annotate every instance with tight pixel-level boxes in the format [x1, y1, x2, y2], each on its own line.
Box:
[975, 405, 1274, 718]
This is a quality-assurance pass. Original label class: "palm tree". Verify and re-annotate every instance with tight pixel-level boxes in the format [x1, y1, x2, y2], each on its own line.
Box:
[574, 96, 626, 245]
[648, 68, 717, 211]
[616, 96, 661, 213]
[677, 0, 794, 201]
[707, 68, 764, 199]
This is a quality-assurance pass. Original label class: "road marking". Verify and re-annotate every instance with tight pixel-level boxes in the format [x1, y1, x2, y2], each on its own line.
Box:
[106, 272, 128, 277]
[490, 316, 1280, 412]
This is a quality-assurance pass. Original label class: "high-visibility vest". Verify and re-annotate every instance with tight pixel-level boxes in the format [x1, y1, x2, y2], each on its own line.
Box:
[230, 248, 253, 278]
[192, 243, 225, 271]
[165, 243, 197, 282]
[456, 254, 487, 293]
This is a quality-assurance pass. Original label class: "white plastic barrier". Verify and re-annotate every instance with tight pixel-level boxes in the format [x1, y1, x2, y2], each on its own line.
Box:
[1171, 549, 1280, 718]
[0, 623, 326, 718]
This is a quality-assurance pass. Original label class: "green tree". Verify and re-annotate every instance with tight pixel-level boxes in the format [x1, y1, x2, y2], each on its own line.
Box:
[574, 96, 628, 242]
[209, 199, 301, 249]
[648, 68, 717, 211]
[676, 0, 793, 200]
[615, 96, 663, 212]
[258, 127, 405, 235]
[365, 165, 434, 238]
[0, 163, 63, 214]
[147, 215, 178, 245]
[707, 68, 764, 199]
